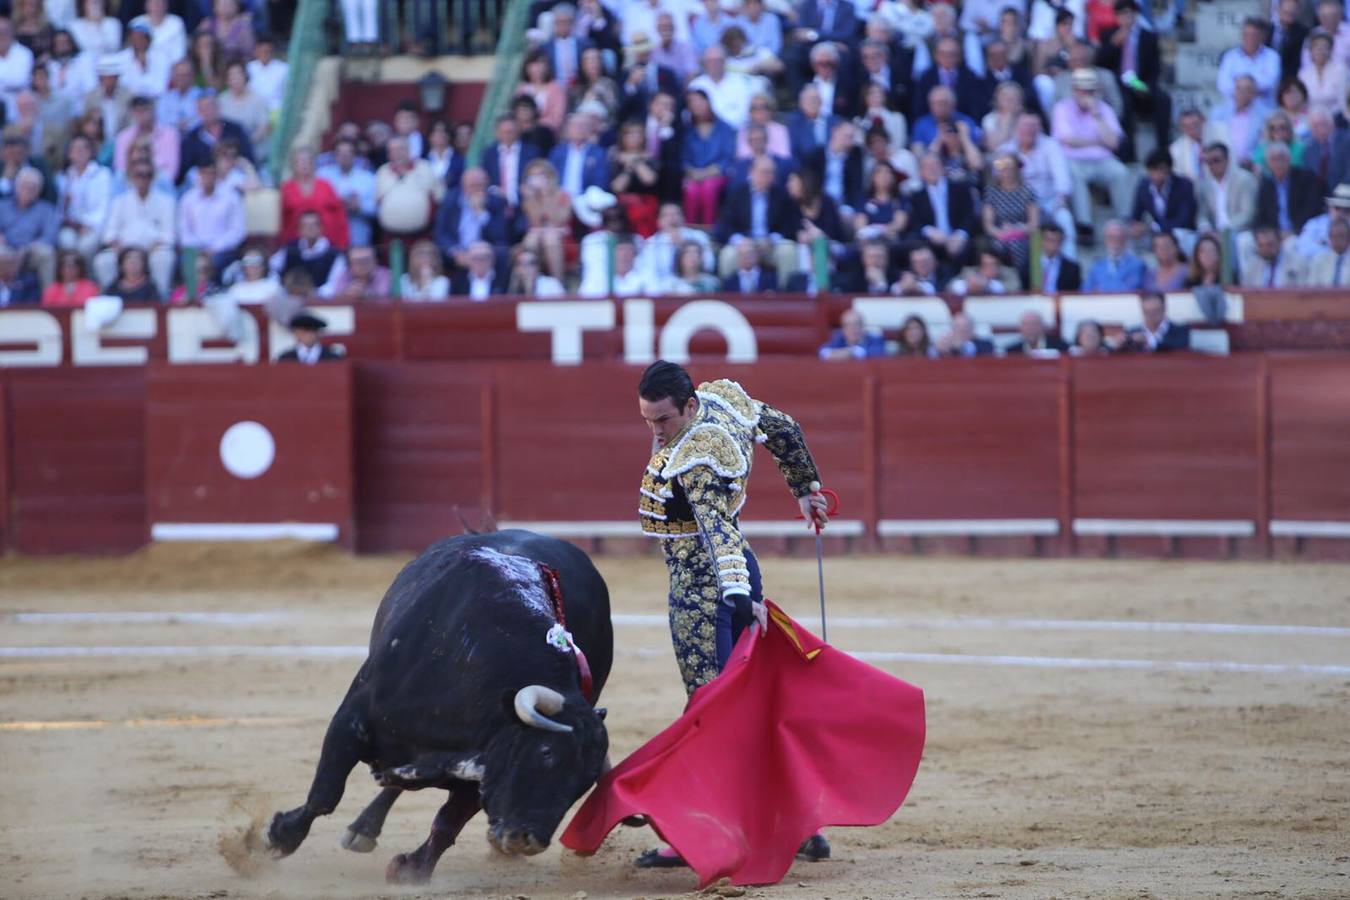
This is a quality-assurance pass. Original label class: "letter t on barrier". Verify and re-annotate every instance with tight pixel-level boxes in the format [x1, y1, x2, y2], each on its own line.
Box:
[516, 301, 617, 365]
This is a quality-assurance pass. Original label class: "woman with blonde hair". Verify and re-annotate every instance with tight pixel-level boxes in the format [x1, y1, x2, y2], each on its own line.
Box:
[519, 158, 575, 279]
[400, 239, 450, 300]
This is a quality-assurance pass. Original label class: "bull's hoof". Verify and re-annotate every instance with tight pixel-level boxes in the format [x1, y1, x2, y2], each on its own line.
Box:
[265, 812, 303, 859]
[385, 853, 432, 884]
[796, 833, 831, 861]
[341, 827, 378, 853]
[621, 814, 649, 827]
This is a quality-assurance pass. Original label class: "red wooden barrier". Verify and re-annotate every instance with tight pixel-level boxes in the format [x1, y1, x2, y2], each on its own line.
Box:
[145, 364, 355, 544]
[0, 378, 9, 553]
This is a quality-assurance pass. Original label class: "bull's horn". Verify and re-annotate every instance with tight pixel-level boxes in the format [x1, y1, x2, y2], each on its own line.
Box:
[514, 685, 573, 734]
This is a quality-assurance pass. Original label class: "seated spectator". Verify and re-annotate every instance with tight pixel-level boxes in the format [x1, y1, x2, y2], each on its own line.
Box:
[1053, 68, 1131, 233]
[1297, 184, 1350, 258]
[618, 33, 678, 127]
[1216, 17, 1281, 105]
[0, 129, 49, 200]
[853, 161, 908, 245]
[728, 122, 795, 188]
[85, 56, 132, 148]
[950, 247, 1022, 296]
[1070, 319, 1109, 355]
[896, 314, 935, 357]
[1303, 0, 1350, 70]
[908, 152, 976, 269]
[786, 84, 839, 160]
[1300, 32, 1347, 119]
[278, 311, 345, 364]
[638, 202, 714, 282]
[1239, 225, 1302, 287]
[738, 92, 792, 159]
[512, 95, 556, 160]
[609, 120, 661, 237]
[1307, 216, 1350, 285]
[433, 166, 511, 271]
[519, 51, 568, 133]
[177, 162, 245, 275]
[1022, 222, 1082, 291]
[1006, 309, 1068, 354]
[1084, 219, 1146, 290]
[911, 85, 984, 155]
[41, 249, 100, 306]
[1303, 110, 1350, 190]
[481, 114, 541, 210]
[317, 137, 376, 248]
[1255, 141, 1322, 238]
[1251, 111, 1306, 172]
[1131, 148, 1197, 243]
[198, 0, 256, 61]
[806, 120, 864, 217]
[400, 239, 450, 301]
[70, 0, 121, 59]
[1169, 108, 1210, 182]
[0, 245, 40, 305]
[861, 124, 919, 194]
[910, 36, 985, 123]
[689, 44, 758, 129]
[246, 36, 287, 113]
[218, 60, 270, 166]
[450, 239, 509, 299]
[508, 247, 566, 297]
[1188, 232, 1229, 322]
[1143, 231, 1188, 291]
[643, 90, 683, 205]
[114, 95, 179, 179]
[47, 29, 97, 108]
[157, 60, 202, 134]
[1276, 78, 1313, 139]
[322, 244, 391, 300]
[419, 121, 462, 194]
[804, 41, 852, 119]
[27, 72, 77, 169]
[1269, 0, 1308, 85]
[1197, 142, 1259, 235]
[104, 246, 161, 302]
[115, 22, 168, 100]
[1097, 0, 1171, 158]
[836, 239, 897, 294]
[280, 144, 349, 249]
[0, 167, 59, 285]
[672, 239, 720, 293]
[983, 151, 1038, 269]
[982, 81, 1026, 153]
[651, 12, 699, 84]
[95, 162, 174, 299]
[1030, 8, 1076, 110]
[549, 113, 608, 200]
[179, 90, 254, 184]
[690, 0, 742, 56]
[721, 240, 777, 293]
[738, 0, 782, 57]
[1114, 291, 1189, 352]
[819, 308, 888, 360]
[679, 88, 734, 226]
[935, 310, 996, 357]
[226, 249, 283, 306]
[188, 30, 225, 91]
[375, 134, 444, 236]
[271, 209, 340, 287]
[172, 252, 221, 305]
[787, 167, 850, 275]
[855, 81, 909, 154]
[895, 245, 945, 294]
[518, 159, 574, 280]
[1209, 75, 1272, 166]
[569, 47, 619, 127]
[594, 234, 660, 297]
[1001, 113, 1077, 258]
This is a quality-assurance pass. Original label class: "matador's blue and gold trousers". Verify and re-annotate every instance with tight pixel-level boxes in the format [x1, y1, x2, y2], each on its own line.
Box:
[664, 538, 763, 696]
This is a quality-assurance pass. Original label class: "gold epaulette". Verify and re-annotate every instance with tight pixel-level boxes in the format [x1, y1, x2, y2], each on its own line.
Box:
[696, 379, 761, 428]
[661, 423, 748, 480]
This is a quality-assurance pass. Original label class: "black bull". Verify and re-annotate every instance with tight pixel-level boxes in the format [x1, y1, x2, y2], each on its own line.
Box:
[266, 530, 614, 883]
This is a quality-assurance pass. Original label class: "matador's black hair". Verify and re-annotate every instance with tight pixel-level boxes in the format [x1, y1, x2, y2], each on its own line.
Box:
[638, 360, 695, 411]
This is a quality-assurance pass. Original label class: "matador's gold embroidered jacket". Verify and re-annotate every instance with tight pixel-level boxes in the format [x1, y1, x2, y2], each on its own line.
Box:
[639, 379, 821, 600]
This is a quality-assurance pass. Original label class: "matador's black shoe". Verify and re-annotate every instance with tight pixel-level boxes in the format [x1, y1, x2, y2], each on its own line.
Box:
[797, 833, 832, 861]
[635, 847, 690, 868]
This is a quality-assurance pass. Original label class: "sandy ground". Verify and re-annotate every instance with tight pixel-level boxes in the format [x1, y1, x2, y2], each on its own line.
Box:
[1, 542, 1348, 900]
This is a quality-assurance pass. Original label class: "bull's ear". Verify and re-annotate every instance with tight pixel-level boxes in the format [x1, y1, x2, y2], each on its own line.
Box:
[594, 707, 608, 721]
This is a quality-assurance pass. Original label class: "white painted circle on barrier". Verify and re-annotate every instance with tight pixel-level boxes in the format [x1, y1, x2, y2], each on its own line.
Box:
[219, 421, 275, 479]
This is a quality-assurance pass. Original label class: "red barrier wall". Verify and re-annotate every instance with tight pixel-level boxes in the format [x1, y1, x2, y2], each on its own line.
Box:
[2, 356, 1349, 559]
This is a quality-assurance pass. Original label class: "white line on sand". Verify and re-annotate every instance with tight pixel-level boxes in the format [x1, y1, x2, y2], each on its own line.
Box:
[2, 644, 1349, 676]
[0, 716, 312, 732]
[11, 611, 1350, 638]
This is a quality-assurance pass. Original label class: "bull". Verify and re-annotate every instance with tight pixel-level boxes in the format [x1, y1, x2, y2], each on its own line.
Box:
[265, 530, 614, 884]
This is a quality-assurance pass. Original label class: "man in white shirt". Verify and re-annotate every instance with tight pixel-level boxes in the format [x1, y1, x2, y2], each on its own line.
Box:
[808, 42, 845, 117]
[1306, 217, 1350, 286]
[0, 18, 35, 123]
[1239, 225, 1302, 287]
[95, 162, 176, 296]
[638, 202, 714, 281]
[1197, 141, 1259, 234]
[317, 137, 377, 248]
[246, 37, 288, 112]
[1209, 76, 1270, 166]
[1216, 17, 1283, 103]
[177, 163, 245, 275]
[688, 45, 758, 129]
[586, 236, 657, 297]
[115, 23, 169, 99]
[1295, 184, 1350, 257]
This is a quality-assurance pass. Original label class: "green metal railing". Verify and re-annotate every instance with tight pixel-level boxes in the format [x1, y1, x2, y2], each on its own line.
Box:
[466, 0, 532, 163]
[269, 0, 332, 183]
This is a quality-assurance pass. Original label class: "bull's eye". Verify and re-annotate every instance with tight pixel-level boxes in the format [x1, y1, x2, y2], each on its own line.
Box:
[538, 744, 556, 765]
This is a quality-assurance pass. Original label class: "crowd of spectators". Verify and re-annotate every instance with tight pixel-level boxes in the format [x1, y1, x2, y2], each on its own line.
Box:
[3, 0, 1350, 353]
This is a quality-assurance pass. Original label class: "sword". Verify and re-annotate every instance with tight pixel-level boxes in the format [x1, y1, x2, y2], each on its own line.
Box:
[803, 481, 840, 642]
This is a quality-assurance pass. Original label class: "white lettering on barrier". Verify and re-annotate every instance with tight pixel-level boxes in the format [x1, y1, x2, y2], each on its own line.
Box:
[622, 299, 656, 365]
[658, 300, 757, 363]
[0, 310, 63, 367]
[267, 307, 356, 360]
[517, 301, 616, 365]
[71, 309, 158, 366]
[167, 308, 260, 364]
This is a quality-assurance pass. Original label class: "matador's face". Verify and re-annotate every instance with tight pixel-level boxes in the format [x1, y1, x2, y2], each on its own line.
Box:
[639, 396, 698, 449]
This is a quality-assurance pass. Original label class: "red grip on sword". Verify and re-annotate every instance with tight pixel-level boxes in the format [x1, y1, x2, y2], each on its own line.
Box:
[796, 486, 840, 533]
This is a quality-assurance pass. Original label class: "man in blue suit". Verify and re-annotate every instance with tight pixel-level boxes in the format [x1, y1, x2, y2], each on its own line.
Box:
[549, 114, 610, 197]
[1084, 219, 1148, 291]
[786, 84, 842, 159]
[910, 36, 986, 122]
[1129, 148, 1197, 236]
[786, 0, 858, 91]
[543, 3, 593, 86]
[479, 114, 542, 209]
[720, 241, 780, 293]
[433, 166, 513, 270]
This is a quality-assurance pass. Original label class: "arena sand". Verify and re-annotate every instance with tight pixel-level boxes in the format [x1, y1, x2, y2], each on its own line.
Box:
[1, 542, 1348, 899]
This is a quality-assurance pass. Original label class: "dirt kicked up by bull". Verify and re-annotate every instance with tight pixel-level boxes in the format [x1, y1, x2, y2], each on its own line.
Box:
[264, 529, 615, 884]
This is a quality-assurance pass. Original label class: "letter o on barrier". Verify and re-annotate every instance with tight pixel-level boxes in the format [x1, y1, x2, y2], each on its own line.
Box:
[657, 301, 758, 363]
